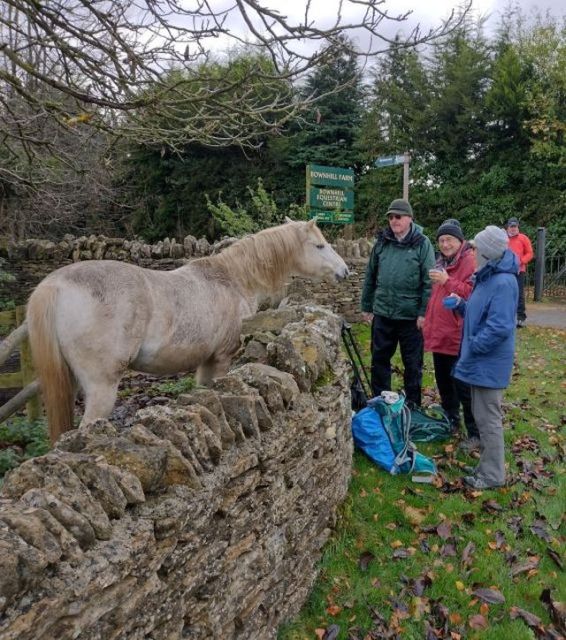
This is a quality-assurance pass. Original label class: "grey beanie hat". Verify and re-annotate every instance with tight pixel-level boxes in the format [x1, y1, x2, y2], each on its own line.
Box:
[474, 225, 509, 268]
[436, 218, 464, 242]
[386, 199, 413, 218]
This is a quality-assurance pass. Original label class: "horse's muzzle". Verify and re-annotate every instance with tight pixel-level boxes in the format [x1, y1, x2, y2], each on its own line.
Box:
[335, 266, 350, 281]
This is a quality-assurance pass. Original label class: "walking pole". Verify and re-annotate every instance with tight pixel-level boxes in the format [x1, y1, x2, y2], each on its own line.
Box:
[341, 321, 372, 398]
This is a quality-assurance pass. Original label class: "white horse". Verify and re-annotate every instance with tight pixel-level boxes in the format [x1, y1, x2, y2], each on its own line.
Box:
[27, 219, 349, 444]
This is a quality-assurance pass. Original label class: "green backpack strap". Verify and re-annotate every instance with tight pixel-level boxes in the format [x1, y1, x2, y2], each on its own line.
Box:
[408, 404, 452, 442]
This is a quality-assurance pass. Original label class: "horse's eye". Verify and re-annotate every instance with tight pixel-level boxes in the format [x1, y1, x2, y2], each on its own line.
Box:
[316, 244, 325, 250]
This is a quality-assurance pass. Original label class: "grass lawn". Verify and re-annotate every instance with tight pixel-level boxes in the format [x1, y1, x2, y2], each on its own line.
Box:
[279, 324, 565, 640]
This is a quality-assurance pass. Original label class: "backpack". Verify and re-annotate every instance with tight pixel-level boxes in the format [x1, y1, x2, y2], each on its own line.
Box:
[407, 403, 453, 443]
[352, 393, 436, 476]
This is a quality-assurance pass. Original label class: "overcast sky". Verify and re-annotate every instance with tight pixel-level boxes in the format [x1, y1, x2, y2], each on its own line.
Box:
[206, 0, 563, 62]
[390, 0, 562, 34]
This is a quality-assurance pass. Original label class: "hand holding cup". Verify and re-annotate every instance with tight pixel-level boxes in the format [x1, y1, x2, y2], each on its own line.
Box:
[429, 267, 448, 284]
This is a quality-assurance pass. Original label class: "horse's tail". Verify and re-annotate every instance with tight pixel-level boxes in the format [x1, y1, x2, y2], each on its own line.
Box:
[27, 283, 75, 444]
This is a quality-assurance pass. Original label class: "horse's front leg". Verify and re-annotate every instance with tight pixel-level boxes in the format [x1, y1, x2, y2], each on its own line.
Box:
[196, 354, 232, 387]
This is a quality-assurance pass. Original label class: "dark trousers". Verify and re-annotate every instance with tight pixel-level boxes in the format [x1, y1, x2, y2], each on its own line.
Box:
[432, 352, 478, 438]
[517, 272, 526, 321]
[371, 315, 423, 406]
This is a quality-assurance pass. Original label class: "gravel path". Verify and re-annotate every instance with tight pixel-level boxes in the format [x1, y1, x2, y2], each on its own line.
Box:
[525, 302, 566, 329]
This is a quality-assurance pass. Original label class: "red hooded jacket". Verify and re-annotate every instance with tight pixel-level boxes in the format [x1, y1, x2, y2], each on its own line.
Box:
[424, 243, 475, 356]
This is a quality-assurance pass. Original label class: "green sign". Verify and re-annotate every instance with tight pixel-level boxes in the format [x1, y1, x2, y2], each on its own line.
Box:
[306, 163, 354, 225]
[308, 210, 354, 224]
[307, 163, 355, 188]
[309, 186, 354, 211]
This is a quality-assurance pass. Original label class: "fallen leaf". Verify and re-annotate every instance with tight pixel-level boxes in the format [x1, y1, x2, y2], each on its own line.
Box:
[315, 628, 326, 640]
[511, 556, 540, 577]
[440, 543, 457, 557]
[495, 530, 507, 549]
[480, 602, 490, 616]
[326, 604, 342, 616]
[403, 505, 428, 526]
[412, 573, 433, 596]
[507, 515, 523, 535]
[547, 548, 564, 570]
[509, 605, 542, 628]
[530, 519, 551, 542]
[456, 581, 465, 591]
[391, 539, 403, 549]
[482, 498, 504, 513]
[540, 588, 566, 631]
[461, 541, 476, 568]
[437, 520, 452, 539]
[449, 612, 463, 624]
[471, 588, 506, 604]
[468, 614, 488, 630]
[358, 551, 375, 571]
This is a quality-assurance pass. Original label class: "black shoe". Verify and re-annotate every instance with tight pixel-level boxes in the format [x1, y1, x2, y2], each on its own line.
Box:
[516, 319, 526, 328]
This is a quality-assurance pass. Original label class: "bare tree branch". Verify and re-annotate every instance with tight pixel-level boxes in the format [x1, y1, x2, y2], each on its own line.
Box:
[0, 1, 470, 144]
[0, 0, 470, 237]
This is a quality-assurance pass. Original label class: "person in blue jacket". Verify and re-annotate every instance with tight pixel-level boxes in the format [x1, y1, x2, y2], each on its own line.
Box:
[447, 225, 518, 490]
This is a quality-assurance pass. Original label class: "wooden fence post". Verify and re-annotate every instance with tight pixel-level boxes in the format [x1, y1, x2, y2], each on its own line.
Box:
[15, 306, 41, 421]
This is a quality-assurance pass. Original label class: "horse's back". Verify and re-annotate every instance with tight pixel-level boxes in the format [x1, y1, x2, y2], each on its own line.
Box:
[31, 259, 250, 377]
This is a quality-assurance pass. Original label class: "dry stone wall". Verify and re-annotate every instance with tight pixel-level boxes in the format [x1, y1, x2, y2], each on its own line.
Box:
[1, 233, 373, 322]
[0, 303, 353, 640]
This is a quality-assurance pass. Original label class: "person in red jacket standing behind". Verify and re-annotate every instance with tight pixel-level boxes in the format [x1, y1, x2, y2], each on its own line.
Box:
[505, 217, 534, 327]
[423, 219, 479, 449]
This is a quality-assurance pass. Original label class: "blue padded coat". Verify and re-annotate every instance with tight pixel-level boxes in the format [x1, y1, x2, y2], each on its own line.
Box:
[453, 249, 519, 389]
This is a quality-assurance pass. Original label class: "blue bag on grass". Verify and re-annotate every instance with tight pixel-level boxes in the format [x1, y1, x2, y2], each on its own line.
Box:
[352, 393, 436, 476]
[351, 406, 396, 472]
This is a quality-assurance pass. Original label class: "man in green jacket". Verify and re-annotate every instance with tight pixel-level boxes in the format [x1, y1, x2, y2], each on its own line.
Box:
[361, 199, 435, 406]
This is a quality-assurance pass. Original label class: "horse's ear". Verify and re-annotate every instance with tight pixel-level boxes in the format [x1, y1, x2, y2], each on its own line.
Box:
[306, 218, 316, 229]
[284, 216, 294, 224]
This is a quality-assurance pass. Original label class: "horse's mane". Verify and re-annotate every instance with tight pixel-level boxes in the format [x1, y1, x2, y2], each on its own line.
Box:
[194, 222, 307, 293]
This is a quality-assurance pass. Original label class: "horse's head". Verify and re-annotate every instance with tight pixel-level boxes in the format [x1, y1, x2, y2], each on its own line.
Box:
[292, 219, 350, 281]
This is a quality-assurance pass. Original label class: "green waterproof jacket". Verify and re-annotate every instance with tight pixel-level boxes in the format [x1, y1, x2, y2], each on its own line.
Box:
[361, 223, 435, 320]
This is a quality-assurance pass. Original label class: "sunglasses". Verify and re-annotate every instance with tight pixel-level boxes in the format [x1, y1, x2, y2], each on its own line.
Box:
[388, 213, 404, 220]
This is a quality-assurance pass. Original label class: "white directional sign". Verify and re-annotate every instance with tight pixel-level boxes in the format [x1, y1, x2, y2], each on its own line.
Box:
[374, 154, 405, 168]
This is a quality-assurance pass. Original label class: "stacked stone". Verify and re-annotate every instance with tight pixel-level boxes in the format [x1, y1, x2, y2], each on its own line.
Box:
[0, 304, 353, 640]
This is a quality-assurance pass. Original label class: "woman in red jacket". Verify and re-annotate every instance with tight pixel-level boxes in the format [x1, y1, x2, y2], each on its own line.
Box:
[423, 219, 479, 449]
